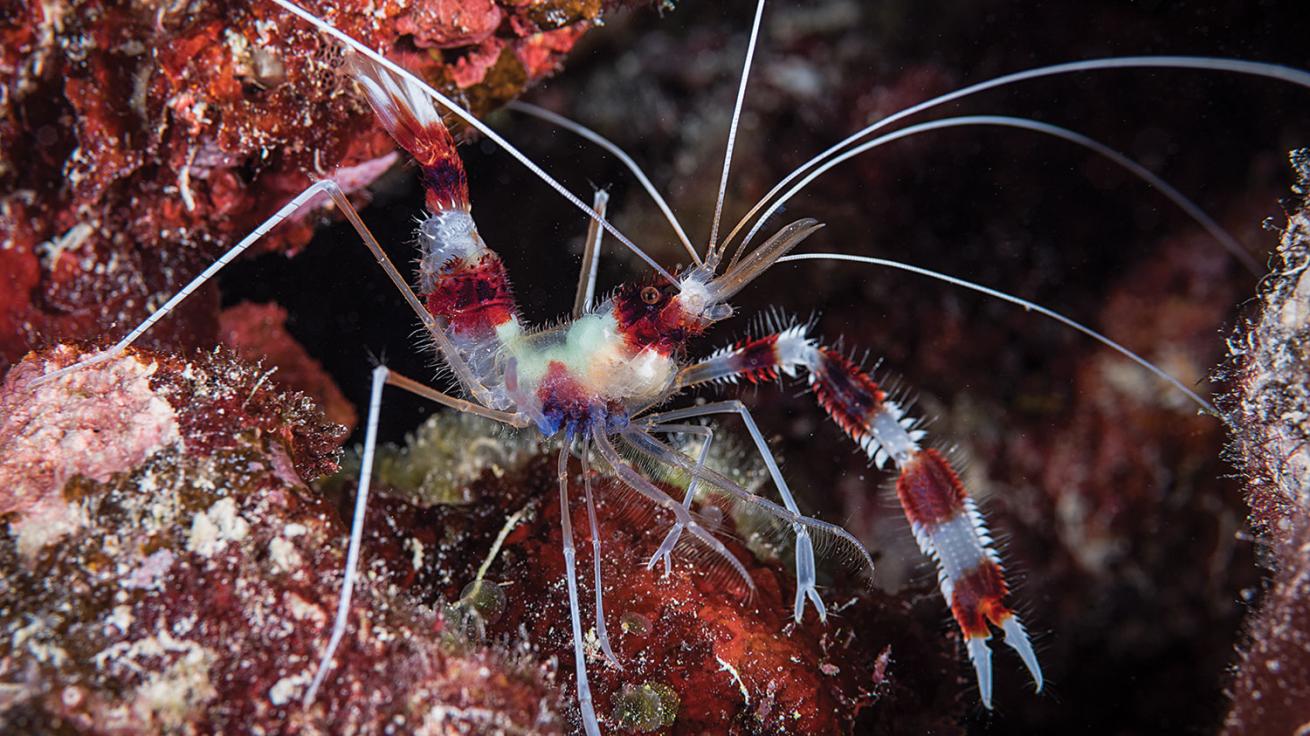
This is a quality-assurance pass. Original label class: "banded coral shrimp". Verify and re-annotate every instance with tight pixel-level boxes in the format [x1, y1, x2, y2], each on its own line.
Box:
[17, 1, 1310, 733]
[480, 3, 1310, 731]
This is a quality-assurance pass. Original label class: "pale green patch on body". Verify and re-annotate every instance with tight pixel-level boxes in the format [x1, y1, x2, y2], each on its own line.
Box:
[497, 311, 677, 404]
[501, 313, 623, 387]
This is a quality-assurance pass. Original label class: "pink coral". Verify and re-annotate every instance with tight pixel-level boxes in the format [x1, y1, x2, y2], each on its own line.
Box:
[0, 346, 181, 557]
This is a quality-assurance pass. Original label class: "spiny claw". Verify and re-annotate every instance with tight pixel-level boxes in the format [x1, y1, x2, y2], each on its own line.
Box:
[792, 527, 828, 623]
[966, 636, 994, 710]
[1001, 614, 1043, 693]
[965, 615, 1042, 710]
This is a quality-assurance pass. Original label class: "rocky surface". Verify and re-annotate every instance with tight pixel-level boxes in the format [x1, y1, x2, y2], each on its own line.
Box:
[1221, 151, 1310, 735]
[0, 345, 566, 734]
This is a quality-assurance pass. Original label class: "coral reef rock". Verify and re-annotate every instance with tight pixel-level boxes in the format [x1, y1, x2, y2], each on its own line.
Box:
[1222, 151, 1310, 735]
[0, 345, 562, 734]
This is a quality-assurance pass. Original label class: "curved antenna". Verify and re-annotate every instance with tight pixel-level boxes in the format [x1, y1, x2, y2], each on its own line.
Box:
[706, 0, 768, 267]
[734, 114, 1259, 275]
[506, 101, 700, 266]
[269, 0, 680, 288]
[974, 117, 1259, 275]
[723, 55, 1310, 262]
[778, 252, 1220, 418]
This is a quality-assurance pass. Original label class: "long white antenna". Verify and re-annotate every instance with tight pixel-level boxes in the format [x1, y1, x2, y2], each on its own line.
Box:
[779, 252, 1220, 417]
[706, 0, 767, 266]
[723, 56, 1310, 257]
[269, 0, 680, 287]
[507, 101, 700, 265]
[733, 115, 1255, 275]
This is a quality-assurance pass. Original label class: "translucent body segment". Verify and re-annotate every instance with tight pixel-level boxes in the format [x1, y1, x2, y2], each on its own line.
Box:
[422, 246, 521, 339]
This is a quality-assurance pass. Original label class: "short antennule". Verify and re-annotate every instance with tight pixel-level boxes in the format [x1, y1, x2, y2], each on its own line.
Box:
[707, 218, 824, 302]
[350, 55, 470, 212]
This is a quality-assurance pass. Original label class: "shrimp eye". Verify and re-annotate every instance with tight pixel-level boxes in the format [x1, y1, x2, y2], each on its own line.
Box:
[641, 286, 661, 305]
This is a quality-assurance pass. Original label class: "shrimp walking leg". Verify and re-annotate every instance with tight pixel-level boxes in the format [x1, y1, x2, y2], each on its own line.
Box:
[558, 442, 603, 736]
[644, 423, 716, 575]
[591, 430, 757, 595]
[304, 366, 526, 706]
[642, 402, 828, 622]
[579, 440, 621, 668]
[573, 190, 609, 318]
[36, 180, 334, 384]
[619, 428, 875, 585]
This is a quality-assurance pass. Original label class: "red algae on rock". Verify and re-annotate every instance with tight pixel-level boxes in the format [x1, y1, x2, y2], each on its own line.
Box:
[219, 301, 358, 431]
[0, 345, 563, 734]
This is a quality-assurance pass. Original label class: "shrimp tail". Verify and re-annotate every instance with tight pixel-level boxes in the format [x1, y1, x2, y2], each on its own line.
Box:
[349, 55, 470, 212]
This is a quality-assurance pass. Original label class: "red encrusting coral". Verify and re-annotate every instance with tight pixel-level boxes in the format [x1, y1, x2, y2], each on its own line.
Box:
[218, 300, 358, 430]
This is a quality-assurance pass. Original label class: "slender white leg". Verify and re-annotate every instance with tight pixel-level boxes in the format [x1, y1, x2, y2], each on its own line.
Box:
[303, 366, 525, 706]
[642, 400, 827, 622]
[34, 179, 494, 405]
[303, 363, 387, 706]
[37, 180, 338, 385]
[558, 441, 602, 736]
[580, 440, 621, 668]
[591, 430, 756, 594]
[644, 423, 715, 575]
[572, 189, 608, 319]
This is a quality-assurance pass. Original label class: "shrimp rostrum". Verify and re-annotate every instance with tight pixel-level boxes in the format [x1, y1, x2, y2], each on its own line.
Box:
[41, 0, 1310, 731]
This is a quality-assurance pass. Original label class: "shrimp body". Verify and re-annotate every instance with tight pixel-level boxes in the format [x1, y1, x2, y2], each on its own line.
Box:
[362, 59, 713, 436]
[328, 38, 1039, 724]
[76, 0, 1310, 727]
[416, 203, 714, 434]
